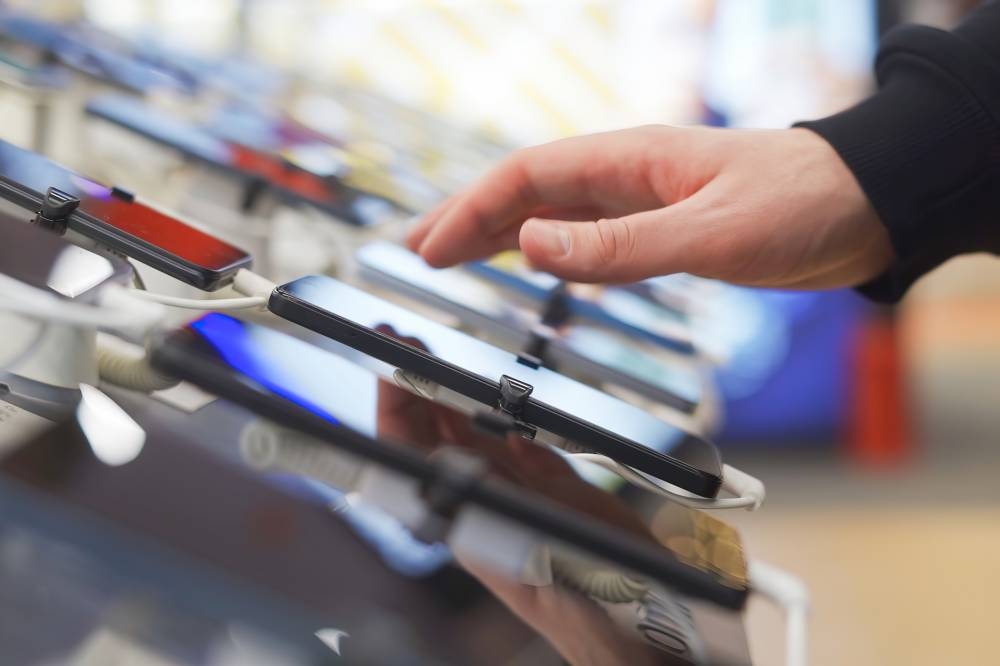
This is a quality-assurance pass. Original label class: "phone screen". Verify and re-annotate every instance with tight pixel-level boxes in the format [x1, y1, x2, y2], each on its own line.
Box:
[271, 276, 722, 495]
[157, 313, 748, 611]
[85, 96, 392, 226]
[0, 140, 251, 284]
[357, 241, 702, 408]
[470, 253, 694, 354]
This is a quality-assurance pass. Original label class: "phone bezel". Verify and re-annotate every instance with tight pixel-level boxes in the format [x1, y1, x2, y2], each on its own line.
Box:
[268, 281, 723, 497]
[468, 260, 696, 355]
[0, 174, 251, 291]
[355, 245, 701, 414]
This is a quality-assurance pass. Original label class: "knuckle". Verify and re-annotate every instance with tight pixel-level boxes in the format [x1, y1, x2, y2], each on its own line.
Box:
[590, 218, 637, 268]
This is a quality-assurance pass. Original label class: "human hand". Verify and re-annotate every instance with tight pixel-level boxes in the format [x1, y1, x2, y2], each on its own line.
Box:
[407, 125, 892, 288]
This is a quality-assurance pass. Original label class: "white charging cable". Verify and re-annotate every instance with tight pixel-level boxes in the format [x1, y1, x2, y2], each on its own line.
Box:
[0, 273, 164, 337]
[749, 559, 810, 666]
[569, 454, 765, 511]
[125, 268, 276, 310]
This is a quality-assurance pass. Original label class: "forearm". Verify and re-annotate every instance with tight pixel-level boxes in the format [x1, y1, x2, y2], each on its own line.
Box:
[797, 1, 1000, 302]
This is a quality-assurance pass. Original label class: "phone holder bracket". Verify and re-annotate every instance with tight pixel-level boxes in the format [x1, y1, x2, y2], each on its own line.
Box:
[496, 375, 537, 440]
[32, 187, 80, 235]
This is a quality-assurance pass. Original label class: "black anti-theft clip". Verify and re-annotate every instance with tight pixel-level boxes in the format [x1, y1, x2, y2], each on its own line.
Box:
[496, 375, 537, 440]
[414, 447, 488, 544]
[32, 187, 80, 235]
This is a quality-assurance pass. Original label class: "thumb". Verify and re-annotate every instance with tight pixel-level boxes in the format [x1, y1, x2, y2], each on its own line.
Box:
[518, 204, 700, 283]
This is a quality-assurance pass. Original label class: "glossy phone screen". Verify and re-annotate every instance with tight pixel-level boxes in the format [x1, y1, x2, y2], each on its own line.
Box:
[0, 141, 250, 276]
[85, 96, 391, 226]
[158, 313, 748, 611]
[271, 276, 722, 496]
[470, 253, 694, 354]
[356, 242, 702, 409]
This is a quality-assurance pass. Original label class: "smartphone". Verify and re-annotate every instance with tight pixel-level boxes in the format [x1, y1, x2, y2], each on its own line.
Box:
[0, 139, 252, 290]
[85, 95, 392, 227]
[150, 312, 748, 611]
[469, 253, 695, 355]
[356, 241, 702, 413]
[268, 276, 723, 497]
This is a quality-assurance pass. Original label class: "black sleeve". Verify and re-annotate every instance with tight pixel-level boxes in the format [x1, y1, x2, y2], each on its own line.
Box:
[795, 1, 1000, 303]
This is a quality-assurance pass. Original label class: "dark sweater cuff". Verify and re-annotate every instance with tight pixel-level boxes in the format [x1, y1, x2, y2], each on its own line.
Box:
[796, 27, 1000, 302]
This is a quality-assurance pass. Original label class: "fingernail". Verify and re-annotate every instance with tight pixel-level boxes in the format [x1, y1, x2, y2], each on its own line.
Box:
[531, 223, 571, 259]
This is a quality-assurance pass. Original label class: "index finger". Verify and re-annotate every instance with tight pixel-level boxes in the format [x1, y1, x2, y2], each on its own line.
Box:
[413, 131, 653, 267]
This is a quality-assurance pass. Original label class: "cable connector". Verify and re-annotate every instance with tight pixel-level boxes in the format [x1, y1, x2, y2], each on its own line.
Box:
[232, 268, 277, 299]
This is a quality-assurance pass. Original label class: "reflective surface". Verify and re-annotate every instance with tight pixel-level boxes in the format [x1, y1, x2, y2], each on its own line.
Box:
[470, 253, 694, 354]
[357, 241, 702, 407]
[0, 140, 250, 272]
[274, 276, 722, 492]
[150, 313, 750, 664]
[0, 210, 122, 298]
[182, 314, 744, 590]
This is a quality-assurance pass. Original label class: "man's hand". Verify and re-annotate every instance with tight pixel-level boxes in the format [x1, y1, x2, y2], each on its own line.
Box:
[407, 125, 893, 288]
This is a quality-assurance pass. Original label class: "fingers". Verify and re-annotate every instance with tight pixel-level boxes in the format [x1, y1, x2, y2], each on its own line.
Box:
[405, 194, 458, 253]
[407, 130, 665, 267]
[518, 199, 707, 283]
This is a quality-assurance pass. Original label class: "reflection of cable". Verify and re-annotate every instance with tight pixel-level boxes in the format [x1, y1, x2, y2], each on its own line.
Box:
[569, 455, 763, 510]
[552, 554, 649, 603]
[238, 419, 367, 491]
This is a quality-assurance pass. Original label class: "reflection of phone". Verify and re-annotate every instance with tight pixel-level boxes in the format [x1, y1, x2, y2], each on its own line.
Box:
[150, 313, 747, 609]
[469, 254, 694, 354]
[268, 276, 723, 497]
[356, 241, 702, 413]
[0, 140, 251, 290]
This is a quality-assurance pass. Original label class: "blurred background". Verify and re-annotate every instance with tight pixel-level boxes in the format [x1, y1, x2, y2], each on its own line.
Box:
[0, 1, 997, 664]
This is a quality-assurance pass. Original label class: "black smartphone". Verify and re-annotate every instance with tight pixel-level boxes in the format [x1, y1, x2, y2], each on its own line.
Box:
[0, 139, 252, 290]
[469, 254, 695, 355]
[268, 276, 723, 497]
[356, 241, 703, 413]
[149, 312, 748, 612]
[85, 95, 393, 227]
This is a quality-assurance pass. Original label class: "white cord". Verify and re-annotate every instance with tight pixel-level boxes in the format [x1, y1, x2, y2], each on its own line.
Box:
[124, 268, 276, 310]
[0, 275, 163, 336]
[569, 454, 763, 510]
[232, 268, 278, 298]
[127, 290, 267, 310]
[749, 559, 810, 666]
